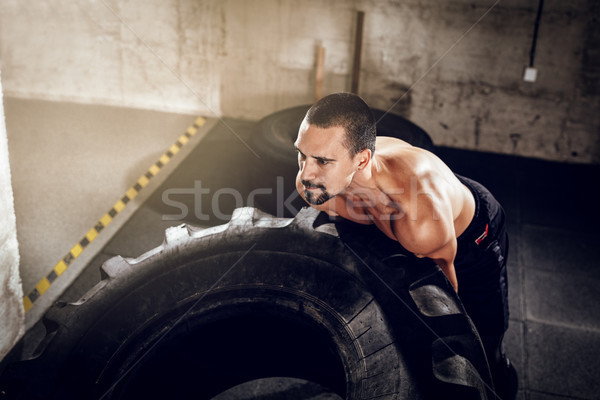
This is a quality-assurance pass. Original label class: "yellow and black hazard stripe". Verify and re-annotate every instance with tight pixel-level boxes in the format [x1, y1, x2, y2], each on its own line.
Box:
[23, 116, 206, 313]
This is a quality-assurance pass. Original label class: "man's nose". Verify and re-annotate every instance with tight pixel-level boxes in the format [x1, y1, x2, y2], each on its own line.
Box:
[300, 159, 317, 181]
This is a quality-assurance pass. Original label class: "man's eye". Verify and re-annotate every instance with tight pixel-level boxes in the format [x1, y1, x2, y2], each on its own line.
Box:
[318, 159, 329, 165]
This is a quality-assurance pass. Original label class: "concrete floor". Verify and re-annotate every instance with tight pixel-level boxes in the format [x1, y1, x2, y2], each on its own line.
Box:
[4, 97, 216, 327]
[436, 147, 600, 400]
[5, 103, 600, 399]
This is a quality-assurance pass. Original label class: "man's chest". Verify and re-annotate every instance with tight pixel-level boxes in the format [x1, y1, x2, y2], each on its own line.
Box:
[334, 194, 405, 241]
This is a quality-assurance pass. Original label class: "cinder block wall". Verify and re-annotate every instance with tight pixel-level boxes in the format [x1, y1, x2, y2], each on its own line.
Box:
[0, 71, 24, 361]
[0, 0, 598, 163]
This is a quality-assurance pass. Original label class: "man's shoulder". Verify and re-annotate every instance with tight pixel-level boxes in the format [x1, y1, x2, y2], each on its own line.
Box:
[372, 147, 428, 190]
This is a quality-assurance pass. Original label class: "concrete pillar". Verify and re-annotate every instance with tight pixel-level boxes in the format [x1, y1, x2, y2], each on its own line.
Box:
[0, 70, 24, 361]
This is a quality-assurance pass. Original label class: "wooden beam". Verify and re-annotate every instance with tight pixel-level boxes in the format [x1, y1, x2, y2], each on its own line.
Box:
[315, 45, 325, 102]
[351, 11, 365, 94]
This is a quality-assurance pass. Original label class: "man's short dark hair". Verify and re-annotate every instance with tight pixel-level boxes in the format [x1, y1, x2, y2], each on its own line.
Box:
[305, 92, 376, 156]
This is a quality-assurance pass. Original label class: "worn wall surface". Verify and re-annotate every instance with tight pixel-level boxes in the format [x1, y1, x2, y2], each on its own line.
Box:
[0, 0, 598, 163]
[0, 71, 24, 361]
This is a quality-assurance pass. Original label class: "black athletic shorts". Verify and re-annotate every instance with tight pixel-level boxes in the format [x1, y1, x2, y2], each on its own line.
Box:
[454, 174, 509, 337]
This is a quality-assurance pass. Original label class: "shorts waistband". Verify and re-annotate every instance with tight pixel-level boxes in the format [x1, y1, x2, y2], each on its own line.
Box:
[455, 174, 487, 241]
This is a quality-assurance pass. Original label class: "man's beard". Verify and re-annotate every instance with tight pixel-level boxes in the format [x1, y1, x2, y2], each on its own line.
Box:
[302, 180, 332, 205]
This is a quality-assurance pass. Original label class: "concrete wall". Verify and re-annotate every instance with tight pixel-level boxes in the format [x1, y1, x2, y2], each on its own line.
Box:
[0, 70, 24, 361]
[0, 0, 598, 163]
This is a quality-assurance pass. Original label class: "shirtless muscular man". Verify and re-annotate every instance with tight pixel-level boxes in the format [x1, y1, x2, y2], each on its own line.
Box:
[294, 92, 517, 399]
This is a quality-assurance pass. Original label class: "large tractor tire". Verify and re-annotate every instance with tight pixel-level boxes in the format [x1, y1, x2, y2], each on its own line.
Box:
[0, 207, 492, 400]
[249, 105, 435, 218]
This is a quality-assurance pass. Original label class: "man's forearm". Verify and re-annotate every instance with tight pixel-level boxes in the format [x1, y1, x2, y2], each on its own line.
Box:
[432, 258, 458, 292]
[426, 238, 459, 292]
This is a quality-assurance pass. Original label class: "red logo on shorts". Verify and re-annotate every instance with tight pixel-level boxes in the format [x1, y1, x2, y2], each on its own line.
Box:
[475, 224, 489, 245]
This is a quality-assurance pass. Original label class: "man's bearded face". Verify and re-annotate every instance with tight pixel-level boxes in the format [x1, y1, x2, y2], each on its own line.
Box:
[301, 179, 332, 205]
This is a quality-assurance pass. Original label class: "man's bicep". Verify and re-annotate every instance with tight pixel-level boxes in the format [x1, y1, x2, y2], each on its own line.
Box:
[394, 220, 459, 291]
[424, 237, 457, 263]
[392, 217, 453, 258]
[392, 187, 456, 251]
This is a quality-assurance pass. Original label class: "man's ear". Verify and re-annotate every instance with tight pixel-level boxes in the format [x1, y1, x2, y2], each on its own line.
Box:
[356, 148, 372, 170]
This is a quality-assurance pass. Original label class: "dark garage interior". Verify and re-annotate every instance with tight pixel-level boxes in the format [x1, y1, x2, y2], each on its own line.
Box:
[1, 1, 599, 399]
